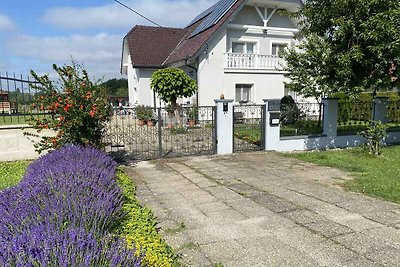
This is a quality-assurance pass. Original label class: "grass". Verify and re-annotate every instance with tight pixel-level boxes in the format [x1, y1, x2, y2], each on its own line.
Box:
[0, 161, 30, 190]
[0, 114, 51, 126]
[164, 222, 186, 235]
[286, 146, 400, 204]
[0, 115, 31, 126]
[234, 124, 261, 145]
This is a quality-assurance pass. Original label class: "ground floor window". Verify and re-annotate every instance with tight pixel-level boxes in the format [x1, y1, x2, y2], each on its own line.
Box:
[235, 84, 252, 103]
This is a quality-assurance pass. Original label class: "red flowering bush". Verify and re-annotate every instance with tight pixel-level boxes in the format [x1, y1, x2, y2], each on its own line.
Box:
[26, 63, 111, 153]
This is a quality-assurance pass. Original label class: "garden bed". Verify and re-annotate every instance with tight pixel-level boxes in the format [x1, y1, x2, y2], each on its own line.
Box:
[0, 146, 175, 266]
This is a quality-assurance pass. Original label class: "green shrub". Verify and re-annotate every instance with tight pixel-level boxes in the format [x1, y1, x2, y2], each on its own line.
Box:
[356, 93, 373, 102]
[136, 105, 154, 121]
[187, 107, 198, 120]
[171, 126, 188, 135]
[280, 96, 301, 124]
[115, 170, 175, 267]
[0, 161, 30, 190]
[359, 121, 387, 156]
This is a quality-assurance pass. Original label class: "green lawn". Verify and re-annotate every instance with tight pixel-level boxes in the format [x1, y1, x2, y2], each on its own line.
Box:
[286, 146, 400, 204]
[0, 114, 51, 126]
[0, 161, 30, 190]
[234, 124, 262, 144]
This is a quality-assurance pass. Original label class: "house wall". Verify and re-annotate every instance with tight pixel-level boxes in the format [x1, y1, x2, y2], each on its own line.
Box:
[197, 5, 296, 106]
[137, 69, 157, 107]
[125, 3, 299, 107]
[127, 61, 138, 106]
[127, 65, 197, 108]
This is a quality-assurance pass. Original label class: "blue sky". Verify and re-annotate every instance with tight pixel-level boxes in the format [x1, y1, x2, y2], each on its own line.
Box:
[0, 0, 217, 80]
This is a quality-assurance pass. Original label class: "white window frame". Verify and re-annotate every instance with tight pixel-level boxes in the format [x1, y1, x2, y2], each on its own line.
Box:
[270, 40, 290, 56]
[235, 83, 254, 104]
[230, 38, 260, 54]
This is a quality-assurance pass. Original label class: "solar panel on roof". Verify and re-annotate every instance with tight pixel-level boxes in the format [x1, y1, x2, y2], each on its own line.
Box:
[186, 2, 218, 28]
[190, 0, 238, 38]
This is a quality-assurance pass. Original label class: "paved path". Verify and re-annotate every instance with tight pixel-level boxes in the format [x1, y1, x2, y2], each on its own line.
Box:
[124, 152, 400, 267]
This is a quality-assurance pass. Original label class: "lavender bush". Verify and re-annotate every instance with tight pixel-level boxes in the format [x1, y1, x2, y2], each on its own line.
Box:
[0, 222, 141, 267]
[0, 146, 142, 266]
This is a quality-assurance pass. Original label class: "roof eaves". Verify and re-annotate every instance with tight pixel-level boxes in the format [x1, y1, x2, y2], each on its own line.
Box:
[131, 64, 163, 69]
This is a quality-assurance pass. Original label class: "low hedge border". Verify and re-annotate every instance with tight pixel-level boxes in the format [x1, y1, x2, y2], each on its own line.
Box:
[115, 170, 176, 267]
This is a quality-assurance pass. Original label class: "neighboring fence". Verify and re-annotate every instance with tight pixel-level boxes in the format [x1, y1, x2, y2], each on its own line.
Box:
[104, 106, 215, 161]
[387, 100, 400, 130]
[280, 102, 323, 137]
[337, 101, 374, 135]
[0, 73, 46, 125]
[262, 97, 400, 152]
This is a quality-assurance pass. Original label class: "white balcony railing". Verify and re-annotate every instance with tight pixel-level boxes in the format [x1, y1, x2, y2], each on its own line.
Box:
[225, 53, 285, 71]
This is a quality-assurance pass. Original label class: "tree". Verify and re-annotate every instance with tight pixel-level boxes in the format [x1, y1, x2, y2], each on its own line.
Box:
[150, 68, 197, 124]
[26, 63, 111, 153]
[150, 68, 197, 108]
[282, 35, 331, 102]
[100, 78, 128, 97]
[282, 0, 400, 97]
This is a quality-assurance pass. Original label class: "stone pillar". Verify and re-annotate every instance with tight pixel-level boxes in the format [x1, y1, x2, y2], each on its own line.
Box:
[373, 97, 389, 123]
[214, 99, 234, 155]
[263, 99, 281, 151]
[322, 98, 339, 138]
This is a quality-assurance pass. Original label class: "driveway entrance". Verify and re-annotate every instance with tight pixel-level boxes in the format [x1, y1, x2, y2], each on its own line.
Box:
[125, 152, 400, 267]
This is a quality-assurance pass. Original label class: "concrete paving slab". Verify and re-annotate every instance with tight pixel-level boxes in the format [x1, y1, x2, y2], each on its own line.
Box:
[125, 152, 400, 266]
[304, 221, 354, 238]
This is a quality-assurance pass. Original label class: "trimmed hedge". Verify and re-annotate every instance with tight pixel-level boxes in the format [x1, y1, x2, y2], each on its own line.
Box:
[116, 170, 175, 267]
[0, 146, 142, 266]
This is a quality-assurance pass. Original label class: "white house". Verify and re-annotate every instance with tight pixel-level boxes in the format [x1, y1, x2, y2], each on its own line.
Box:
[121, 0, 302, 107]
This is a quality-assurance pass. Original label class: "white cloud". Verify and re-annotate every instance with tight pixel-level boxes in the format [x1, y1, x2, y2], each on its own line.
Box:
[0, 14, 15, 31]
[42, 0, 217, 30]
[7, 33, 123, 79]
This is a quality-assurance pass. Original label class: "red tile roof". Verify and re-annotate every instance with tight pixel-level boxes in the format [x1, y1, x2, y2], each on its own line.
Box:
[125, 25, 188, 68]
[125, 0, 247, 68]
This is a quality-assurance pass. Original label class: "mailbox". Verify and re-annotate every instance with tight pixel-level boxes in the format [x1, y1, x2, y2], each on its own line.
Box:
[223, 102, 229, 112]
[270, 112, 280, 126]
[268, 100, 281, 112]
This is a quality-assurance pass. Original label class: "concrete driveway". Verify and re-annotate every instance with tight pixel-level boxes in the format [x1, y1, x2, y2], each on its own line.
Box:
[124, 151, 400, 267]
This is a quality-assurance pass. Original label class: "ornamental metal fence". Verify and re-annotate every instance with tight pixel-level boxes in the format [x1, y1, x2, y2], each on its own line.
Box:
[0, 73, 47, 126]
[104, 106, 216, 161]
[233, 104, 264, 153]
[280, 102, 324, 137]
[337, 101, 374, 135]
[387, 101, 400, 130]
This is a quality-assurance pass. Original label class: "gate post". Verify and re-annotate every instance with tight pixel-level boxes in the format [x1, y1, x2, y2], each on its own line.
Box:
[322, 98, 339, 138]
[214, 99, 234, 155]
[373, 97, 389, 123]
[263, 99, 281, 151]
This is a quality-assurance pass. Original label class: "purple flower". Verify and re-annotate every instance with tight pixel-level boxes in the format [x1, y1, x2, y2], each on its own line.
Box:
[0, 145, 143, 266]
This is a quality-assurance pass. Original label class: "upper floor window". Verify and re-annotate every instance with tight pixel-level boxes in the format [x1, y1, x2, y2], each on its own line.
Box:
[271, 43, 287, 56]
[232, 41, 255, 54]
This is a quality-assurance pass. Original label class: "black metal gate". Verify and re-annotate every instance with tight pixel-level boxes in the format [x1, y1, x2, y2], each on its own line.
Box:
[104, 106, 215, 161]
[233, 104, 264, 153]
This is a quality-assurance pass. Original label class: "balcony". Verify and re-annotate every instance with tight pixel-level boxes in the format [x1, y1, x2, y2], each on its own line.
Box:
[225, 53, 285, 71]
